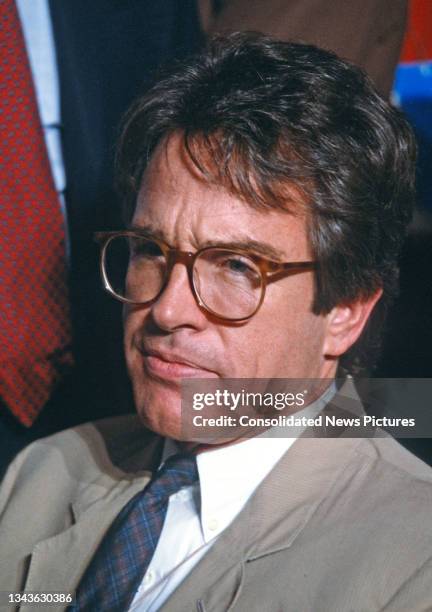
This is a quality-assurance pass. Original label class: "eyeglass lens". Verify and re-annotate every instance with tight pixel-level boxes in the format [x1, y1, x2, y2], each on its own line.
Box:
[103, 235, 263, 320]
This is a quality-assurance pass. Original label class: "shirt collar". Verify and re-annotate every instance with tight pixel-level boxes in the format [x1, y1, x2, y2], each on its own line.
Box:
[162, 380, 336, 543]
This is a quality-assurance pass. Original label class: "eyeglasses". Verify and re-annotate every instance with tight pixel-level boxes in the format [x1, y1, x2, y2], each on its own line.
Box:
[95, 231, 317, 322]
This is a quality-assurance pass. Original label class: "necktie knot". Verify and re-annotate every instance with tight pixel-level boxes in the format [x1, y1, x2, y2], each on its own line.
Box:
[148, 452, 199, 501]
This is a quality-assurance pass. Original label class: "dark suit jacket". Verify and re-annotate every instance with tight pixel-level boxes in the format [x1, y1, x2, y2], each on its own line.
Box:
[40, 1, 203, 429]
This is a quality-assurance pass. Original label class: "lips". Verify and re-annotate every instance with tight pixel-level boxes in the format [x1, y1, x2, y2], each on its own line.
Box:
[141, 347, 218, 382]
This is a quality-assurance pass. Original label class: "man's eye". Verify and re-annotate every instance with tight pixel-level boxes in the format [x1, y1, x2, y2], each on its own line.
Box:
[225, 257, 254, 275]
[216, 256, 260, 285]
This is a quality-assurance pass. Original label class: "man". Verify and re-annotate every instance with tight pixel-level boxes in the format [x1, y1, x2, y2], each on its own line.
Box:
[1, 33, 431, 612]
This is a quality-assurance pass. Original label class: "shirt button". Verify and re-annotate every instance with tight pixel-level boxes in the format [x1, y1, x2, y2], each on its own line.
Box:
[144, 570, 155, 586]
[208, 518, 219, 532]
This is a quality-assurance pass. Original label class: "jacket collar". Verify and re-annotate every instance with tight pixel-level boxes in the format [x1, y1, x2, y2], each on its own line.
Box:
[70, 427, 163, 520]
[22, 477, 148, 604]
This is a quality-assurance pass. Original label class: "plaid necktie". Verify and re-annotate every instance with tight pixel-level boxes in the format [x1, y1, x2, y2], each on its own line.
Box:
[0, 0, 73, 426]
[74, 452, 199, 612]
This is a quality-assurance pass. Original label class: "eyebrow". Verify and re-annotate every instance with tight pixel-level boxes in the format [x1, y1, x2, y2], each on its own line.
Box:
[199, 239, 285, 261]
[128, 224, 166, 243]
[128, 224, 286, 261]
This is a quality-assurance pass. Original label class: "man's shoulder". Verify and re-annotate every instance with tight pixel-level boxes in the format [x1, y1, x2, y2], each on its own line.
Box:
[356, 434, 432, 488]
[328, 378, 432, 501]
[0, 415, 159, 504]
[327, 435, 432, 541]
[339, 435, 432, 523]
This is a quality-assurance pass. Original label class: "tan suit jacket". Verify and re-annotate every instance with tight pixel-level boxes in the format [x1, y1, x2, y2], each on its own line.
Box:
[199, 0, 408, 97]
[0, 380, 431, 611]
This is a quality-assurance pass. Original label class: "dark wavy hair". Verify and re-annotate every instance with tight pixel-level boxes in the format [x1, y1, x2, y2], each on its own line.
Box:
[116, 32, 416, 372]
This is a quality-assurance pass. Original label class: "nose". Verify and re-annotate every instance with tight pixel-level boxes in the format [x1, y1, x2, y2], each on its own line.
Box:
[150, 261, 208, 332]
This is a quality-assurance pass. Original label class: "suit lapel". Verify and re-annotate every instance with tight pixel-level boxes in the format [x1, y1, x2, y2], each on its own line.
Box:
[160, 496, 252, 612]
[22, 475, 149, 609]
[21, 423, 162, 610]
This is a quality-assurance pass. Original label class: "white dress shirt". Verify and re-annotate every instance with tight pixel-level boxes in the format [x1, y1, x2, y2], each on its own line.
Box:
[128, 383, 336, 611]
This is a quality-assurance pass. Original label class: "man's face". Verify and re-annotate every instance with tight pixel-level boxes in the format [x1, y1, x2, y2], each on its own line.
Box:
[124, 136, 336, 440]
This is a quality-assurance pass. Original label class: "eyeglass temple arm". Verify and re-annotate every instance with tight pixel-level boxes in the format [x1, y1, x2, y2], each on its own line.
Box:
[94, 231, 120, 244]
[265, 261, 317, 282]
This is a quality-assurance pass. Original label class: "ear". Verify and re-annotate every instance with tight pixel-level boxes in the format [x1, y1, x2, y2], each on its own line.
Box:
[323, 289, 383, 358]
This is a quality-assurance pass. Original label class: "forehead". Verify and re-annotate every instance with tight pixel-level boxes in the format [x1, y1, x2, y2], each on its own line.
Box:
[133, 135, 311, 259]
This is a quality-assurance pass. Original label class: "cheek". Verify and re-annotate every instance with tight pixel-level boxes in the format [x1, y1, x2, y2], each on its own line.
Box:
[236, 276, 325, 377]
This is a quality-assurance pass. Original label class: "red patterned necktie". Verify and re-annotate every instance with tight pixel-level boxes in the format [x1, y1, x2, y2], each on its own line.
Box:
[0, 0, 73, 426]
